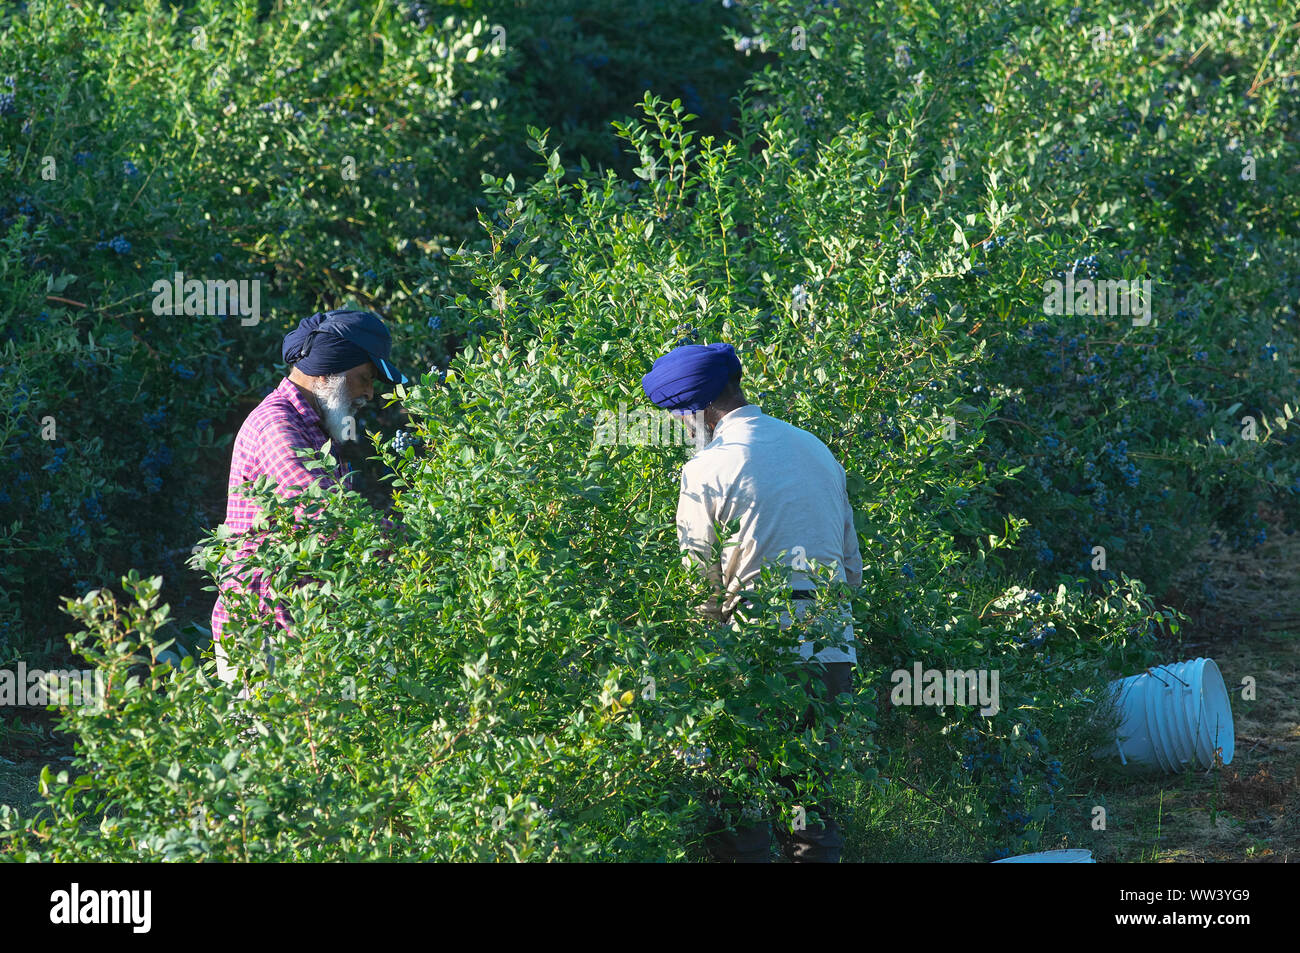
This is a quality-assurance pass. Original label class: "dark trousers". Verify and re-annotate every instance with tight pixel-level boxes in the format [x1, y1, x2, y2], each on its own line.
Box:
[703, 661, 853, 863]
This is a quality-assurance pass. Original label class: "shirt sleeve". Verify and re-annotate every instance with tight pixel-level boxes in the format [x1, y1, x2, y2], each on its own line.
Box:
[840, 470, 863, 588]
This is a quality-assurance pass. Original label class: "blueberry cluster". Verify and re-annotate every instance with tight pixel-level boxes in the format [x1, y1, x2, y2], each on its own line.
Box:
[42, 446, 68, 473]
[73, 150, 93, 166]
[140, 445, 172, 494]
[673, 323, 700, 346]
[391, 429, 421, 454]
[1066, 254, 1099, 279]
[1014, 622, 1055, 649]
[122, 160, 139, 177]
[67, 516, 89, 544]
[865, 412, 903, 445]
[95, 235, 131, 254]
[1002, 807, 1032, 828]
[799, 101, 828, 128]
[1100, 439, 1140, 487]
[1044, 759, 1063, 791]
[1047, 141, 1077, 165]
[142, 405, 167, 430]
[1022, 527, 1054, 565]
[427, 314, 442, 331]
[0, 92, 15, 116]
[961, 733, 1007, 776]
[170, 361, 196, 380]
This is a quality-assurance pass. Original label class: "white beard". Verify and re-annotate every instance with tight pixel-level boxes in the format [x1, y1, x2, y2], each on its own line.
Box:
[681, 411, 713, 452]
[312, 374, 366, 444]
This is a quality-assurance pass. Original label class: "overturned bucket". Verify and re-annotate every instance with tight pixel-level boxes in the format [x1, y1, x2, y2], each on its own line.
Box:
[993, 849, 1095, 863]
[1107, 658, 1234, 771]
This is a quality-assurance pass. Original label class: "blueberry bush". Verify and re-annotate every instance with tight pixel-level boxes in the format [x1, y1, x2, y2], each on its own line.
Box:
[0, 0, 758, 654]
[3, 0, 1297, 860]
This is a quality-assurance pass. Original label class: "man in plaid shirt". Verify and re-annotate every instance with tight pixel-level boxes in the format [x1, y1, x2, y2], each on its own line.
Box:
[211, 310, 407, 688]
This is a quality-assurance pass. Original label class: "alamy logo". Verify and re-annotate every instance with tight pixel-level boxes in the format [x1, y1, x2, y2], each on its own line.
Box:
[593, 402, 709, 449]
[151, 271, 261, 325]
[49, 883, 151, 933]
[1042, 274, 1154, 326]
[890, 662, 1000, 715]
[0, 663, 104, 708]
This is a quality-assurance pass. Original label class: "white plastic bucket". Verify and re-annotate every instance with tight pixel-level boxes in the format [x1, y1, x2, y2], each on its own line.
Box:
[1146, 664, 1187, 771]
[1107, 673, 1160, 766]
[1163, 661, 1202, 768]
[1191, 658, 1234, 765]
[1107, 658, 1234, 771]
[993, 849, 1095, 863]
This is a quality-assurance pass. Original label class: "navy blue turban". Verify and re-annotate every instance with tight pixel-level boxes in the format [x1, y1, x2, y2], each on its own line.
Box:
[641, 342, 742, 413]
[282, 310, 408, 385]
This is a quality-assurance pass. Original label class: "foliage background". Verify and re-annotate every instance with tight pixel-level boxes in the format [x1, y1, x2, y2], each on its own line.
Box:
[1, 0, 1297, 860]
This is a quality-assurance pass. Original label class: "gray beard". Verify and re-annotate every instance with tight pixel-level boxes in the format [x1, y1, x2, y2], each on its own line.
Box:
[312, 374, 366, 444]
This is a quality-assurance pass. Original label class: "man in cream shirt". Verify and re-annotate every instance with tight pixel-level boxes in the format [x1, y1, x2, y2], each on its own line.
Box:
[642, 341, 863, 863]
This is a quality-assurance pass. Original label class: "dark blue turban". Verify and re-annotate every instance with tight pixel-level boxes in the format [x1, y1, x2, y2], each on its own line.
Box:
[282, 310, 408, 384]
[641, 342, 742, 413]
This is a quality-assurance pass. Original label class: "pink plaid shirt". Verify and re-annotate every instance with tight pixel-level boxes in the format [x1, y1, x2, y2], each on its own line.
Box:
[210, 377, 353, 644]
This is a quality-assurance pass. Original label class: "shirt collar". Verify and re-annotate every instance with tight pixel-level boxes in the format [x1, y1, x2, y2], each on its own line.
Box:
[712, 403, 761, 439]
[277, 377, 324, 432]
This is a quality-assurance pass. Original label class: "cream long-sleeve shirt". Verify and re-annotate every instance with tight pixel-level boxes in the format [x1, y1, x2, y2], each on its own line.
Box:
[676, 404, 863, 664]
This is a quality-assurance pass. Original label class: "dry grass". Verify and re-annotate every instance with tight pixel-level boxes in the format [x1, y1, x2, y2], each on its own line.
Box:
[0, 756, 45, 820]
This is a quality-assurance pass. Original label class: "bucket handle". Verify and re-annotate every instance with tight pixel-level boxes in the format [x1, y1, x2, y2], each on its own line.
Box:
[1146, 665, 1190, 690]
